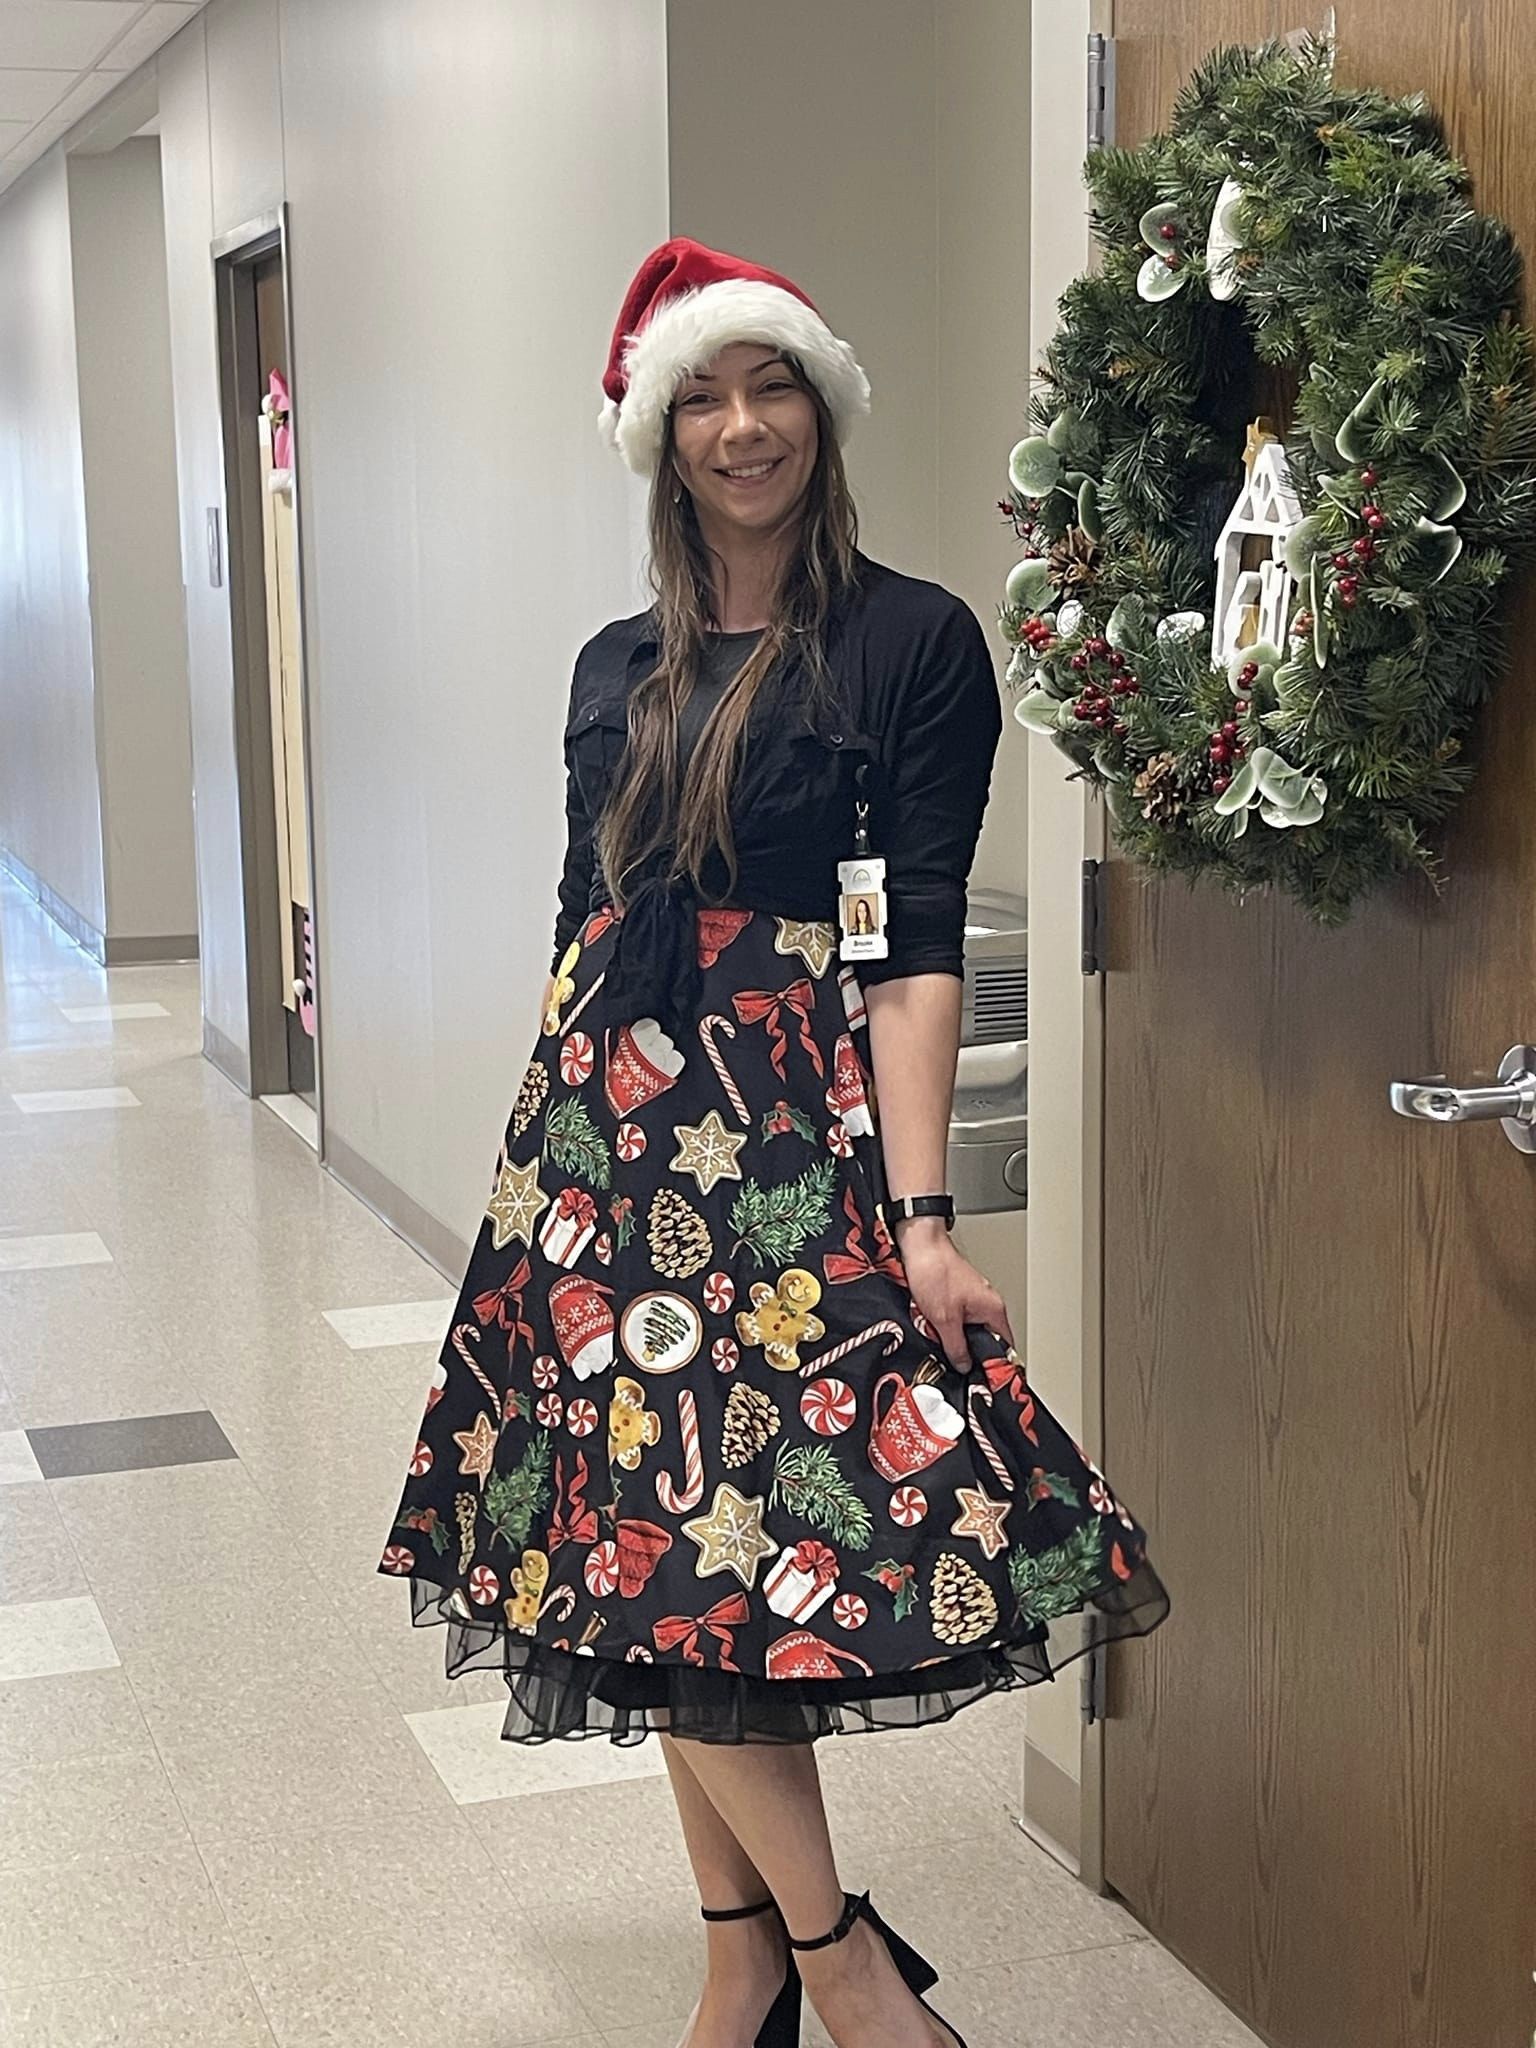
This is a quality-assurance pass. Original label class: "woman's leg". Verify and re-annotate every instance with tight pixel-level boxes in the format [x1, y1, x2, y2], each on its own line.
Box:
[660, 1734, 791, 2046]
[670, 1736, 950, 2048]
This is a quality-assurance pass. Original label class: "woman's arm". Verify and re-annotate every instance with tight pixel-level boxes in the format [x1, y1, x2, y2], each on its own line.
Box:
[867, 974, 1012, 1371]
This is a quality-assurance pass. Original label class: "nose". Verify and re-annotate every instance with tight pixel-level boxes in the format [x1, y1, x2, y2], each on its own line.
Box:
[720, 390, 768, 441]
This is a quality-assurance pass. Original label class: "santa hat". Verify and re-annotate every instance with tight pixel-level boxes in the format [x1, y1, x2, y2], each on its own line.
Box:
[599, 236, 871, 479]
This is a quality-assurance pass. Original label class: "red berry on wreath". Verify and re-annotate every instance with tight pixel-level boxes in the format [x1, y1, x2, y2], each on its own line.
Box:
[1353, 536, 1374, 558]
[1340, 591, 1358, 608]
[1163, 252, 1178, 268]
[1086, 636, 1109, 657]
[1212, 774, 1231, 796]
[1071, 651, 1090, 671]
[1210, 737, 1231, 762]
[1234, 698, 1250, 713]
[1125, 677, 1141, 693]
[1108, 649, 1125, 669]
[1221, 720, 1238, 740]
[1360, 465, 1377, 487]
[1239, 661, 1259, 684]
[1332, 552, 1351, 570]
[1073, 702, 1092, 719]
[1159, 221, 1178, 241]
[1113, 721, 1128, 737]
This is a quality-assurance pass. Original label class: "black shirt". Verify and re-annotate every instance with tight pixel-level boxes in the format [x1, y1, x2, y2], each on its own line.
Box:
[552, 551, 1002, 1027]
[677, 627, 766, 772]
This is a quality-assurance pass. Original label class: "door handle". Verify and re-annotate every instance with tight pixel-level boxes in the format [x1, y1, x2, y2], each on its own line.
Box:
[1388, 1043, 1536, 1154]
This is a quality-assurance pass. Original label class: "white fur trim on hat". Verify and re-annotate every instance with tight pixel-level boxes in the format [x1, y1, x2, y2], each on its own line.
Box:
[609, 278, 871, 478]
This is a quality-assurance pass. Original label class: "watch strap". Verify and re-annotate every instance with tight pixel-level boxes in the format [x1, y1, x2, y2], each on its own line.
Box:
[886, 1193, 955, 1232]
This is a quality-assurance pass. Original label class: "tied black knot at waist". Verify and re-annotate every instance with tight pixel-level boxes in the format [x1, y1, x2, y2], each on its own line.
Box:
[603, 872, 704, 1040]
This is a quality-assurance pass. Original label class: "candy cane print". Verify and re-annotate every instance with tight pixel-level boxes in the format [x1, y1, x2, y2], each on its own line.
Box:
[699, 1013, 751, 1126]
[798, 1320, 906, 1378]
[966, 1380, 1015, 1495]
[655, 1387, 705, 1513]
[560, 970, 606, 1038]
[451, 1323, 501, 1411]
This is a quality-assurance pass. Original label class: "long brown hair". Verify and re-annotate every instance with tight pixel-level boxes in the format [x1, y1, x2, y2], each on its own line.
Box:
[595, 358, 861, 911]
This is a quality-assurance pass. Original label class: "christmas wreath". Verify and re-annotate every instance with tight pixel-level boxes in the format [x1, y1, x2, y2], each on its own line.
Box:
[1000, 37, 1536, 922]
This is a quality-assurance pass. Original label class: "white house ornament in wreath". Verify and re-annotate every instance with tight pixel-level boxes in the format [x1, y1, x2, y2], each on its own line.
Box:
[995, 35, 1536, 926]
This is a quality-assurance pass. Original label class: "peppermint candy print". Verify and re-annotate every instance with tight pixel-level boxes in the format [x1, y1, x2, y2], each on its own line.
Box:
[584, 1542, 619, 1597]
[703, 1271, 735, 1313]
[532, 1355, 560, 1390]
[559, 1031, 595, 1085]
[595, 1232, 613, 1265]
[566, 1397, 599, 1437]
[469, 1565, 500, 1605]
[832, 1592, 869, 1630]
[889, 1486, 928, 1526]
[536, 1392, 563, 1427]
[711, 1337, 740, 1373]
[380, 1545, 414, 1575]
[801, 1377, 856, 1435]
[408, 1441, 433, 1476]
[826, 1120, 854, 1158]
[616, 1121, 647, 1161]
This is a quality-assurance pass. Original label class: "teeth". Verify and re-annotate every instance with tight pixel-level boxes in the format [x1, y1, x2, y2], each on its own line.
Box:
[725, 461, 776, 478]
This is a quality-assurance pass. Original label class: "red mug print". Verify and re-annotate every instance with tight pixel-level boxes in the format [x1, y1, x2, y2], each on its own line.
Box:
[764, 1630, 875, 1681]
[868, 1371, 964, 1482]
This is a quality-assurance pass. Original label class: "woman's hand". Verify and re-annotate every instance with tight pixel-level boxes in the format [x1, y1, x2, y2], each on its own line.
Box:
[893, 1216, 1013, 1373]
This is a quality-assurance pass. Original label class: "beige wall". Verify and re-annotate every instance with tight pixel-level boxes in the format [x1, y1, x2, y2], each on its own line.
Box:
[156, 0, 669, 1232]
[68, 140, 198, 948]
[0, 150, 105, 937]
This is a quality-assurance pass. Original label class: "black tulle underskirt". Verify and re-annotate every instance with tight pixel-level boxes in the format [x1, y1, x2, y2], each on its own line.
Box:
[408, 1560, 1170, 1745]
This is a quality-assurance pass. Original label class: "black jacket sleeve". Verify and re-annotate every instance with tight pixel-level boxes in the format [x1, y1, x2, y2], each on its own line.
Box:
[550, 748, 595, 972]
[859, 596, 1002, 986]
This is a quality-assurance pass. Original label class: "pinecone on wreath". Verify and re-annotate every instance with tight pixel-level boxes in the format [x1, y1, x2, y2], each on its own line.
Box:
[722, 1383, 781, 1467]
[930, 1550, 999, 1646]
[647, 1187, 713, 1280]
[1048, 524, 1100, 597]
[1133, 752, 1186, 826]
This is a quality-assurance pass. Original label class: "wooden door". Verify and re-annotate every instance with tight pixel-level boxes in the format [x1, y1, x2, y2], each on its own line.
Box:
[1100, 7, 1536, 2047]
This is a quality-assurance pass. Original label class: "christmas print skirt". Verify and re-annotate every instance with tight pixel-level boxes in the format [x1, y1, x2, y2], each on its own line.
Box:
[380, 905, 1169, 1743]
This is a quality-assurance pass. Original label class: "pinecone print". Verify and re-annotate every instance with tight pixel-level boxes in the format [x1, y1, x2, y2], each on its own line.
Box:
[930, 1550, 999, 1646]
[512, 1060, 549, 1138]
[454, 1491, 478, 1573]
[648, 1186, 713, 1280]
[722, 1383, 781, 1467]
[1133, 752, 1185, 826]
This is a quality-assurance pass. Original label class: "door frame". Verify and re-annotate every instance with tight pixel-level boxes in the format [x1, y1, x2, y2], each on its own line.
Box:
[1021, 0, 1115, 1892]
[211, 205, 325, 1149]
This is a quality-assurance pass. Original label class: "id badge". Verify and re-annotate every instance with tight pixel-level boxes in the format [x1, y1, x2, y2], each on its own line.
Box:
[837, 854, 888, 961]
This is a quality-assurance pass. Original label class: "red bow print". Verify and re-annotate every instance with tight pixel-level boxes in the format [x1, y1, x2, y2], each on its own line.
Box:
[980, 1348, 1039, 1446]
[472, 1252, 536, 1352]
[785, 1539, 840, 1588]
[554, 1186, 598, 1226]
[548, 1450, 599, 1552]
[732, 980, 824, 1081]
[652, 1590, 751, 1669]
[824, 1187, 907, 1286]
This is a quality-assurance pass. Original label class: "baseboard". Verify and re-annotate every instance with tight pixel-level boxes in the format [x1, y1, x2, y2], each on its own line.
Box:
[105, 931, 199, 965]
[202, 1015, 252, 1095]
[0, 845, 106, 962]
[322, 1128, 472, 1284]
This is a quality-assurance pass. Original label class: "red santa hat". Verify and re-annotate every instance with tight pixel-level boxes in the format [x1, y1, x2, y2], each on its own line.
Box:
[599, 236, 871, 479]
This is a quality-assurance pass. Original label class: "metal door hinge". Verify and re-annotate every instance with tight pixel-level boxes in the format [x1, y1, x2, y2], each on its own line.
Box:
[1087, 32, 1116, 152]
[1081, 858, 1104, 976]
[1080, 1631, 1108, 1724]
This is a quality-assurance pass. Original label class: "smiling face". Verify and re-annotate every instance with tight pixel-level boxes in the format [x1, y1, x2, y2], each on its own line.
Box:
[669, 341, 820, 539]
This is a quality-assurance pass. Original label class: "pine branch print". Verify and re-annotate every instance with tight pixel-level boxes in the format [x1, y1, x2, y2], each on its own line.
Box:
[770, 1440, 872, 1552]
[484, 1429, 553, 1551]
[544, 1098, 611, 1189]
[729, 1157, 836, 1266]
[1008, 1519, 1107, 1622]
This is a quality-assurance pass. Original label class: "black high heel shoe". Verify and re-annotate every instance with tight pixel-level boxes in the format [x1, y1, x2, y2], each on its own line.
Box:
[698, 1896, 801, 2048]
[786, 1888, 968, 2048]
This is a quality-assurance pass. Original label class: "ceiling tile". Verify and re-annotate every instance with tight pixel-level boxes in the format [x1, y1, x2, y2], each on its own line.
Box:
[40, 65, 118, 129]
[0, 3, 140, 74]
[97, 3, 201, 73]
[0, 115, 31, 150]
[0, 66, 72, 120]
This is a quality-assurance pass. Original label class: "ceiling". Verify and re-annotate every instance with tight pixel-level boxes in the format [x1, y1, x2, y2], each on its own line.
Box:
[0, 1, 208, 195]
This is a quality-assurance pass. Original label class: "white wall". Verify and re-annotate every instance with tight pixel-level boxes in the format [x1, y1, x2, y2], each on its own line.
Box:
[0, 150, 105, 937]
[68, 140, 198, 948]
[157, 0, 669, 1241]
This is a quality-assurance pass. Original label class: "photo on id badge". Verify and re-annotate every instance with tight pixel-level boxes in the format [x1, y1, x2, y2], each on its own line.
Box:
[837, 855, 888, 961]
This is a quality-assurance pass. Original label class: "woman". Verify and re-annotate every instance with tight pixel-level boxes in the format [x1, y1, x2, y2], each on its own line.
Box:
[381, 238, 1169, 2048]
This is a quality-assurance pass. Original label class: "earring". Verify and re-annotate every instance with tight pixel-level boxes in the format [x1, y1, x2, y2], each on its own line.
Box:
[671, 479, 684, 505]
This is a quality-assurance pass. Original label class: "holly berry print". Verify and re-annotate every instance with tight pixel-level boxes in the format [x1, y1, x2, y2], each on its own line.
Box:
[381, 906, 1167, 1734]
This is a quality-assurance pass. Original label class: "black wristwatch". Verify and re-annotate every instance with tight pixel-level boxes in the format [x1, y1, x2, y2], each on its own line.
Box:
[886, 1193, 955, 1232]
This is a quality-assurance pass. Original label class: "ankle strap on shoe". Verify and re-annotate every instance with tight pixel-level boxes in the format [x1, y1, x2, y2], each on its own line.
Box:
[700, 1896, 778, 1923]
[786, 1890, 870, 1951]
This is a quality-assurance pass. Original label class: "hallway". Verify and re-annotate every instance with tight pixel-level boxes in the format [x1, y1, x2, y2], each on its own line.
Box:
[0, 871, 1258, 2047]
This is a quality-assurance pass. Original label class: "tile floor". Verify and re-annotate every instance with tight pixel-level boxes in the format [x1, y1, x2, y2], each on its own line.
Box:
[0, 871, 1263, 2048]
